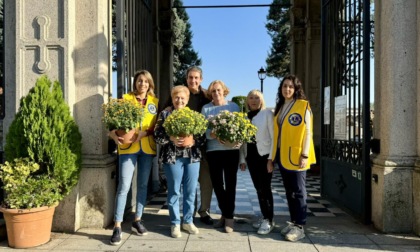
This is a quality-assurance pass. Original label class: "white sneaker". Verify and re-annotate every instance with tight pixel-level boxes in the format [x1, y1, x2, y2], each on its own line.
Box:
[257, 219, 274, 235]
[182, 223, 199, 234]
[252, 217, 264, 229]
[285, 225, 305, 242]
[280, 221, 294, 236]
[171, 225, 182, 238]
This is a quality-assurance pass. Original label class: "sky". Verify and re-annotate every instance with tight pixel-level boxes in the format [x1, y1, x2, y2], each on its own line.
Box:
[181, 0, 279, 108]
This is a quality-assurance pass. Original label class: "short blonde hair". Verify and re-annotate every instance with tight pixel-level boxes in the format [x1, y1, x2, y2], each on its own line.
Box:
[207, 80, 230, 97]
[246, 89, 266, 110]
[171, 85, 190, 99]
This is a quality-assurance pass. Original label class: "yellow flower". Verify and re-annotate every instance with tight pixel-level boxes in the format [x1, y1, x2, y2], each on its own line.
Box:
[102, 98, 144, 132]
[163, 107, 208, 136]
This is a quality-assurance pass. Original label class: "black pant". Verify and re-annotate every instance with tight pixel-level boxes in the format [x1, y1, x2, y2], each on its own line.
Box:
[207, 150, 239, 219]
[276, 150, 307, 225]
[280, 168, 307, 225]
[246, 151, 273, 222]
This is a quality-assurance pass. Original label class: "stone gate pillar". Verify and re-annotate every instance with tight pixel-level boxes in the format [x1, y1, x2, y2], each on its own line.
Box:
[414, 0, 420, 236]
[372, 0, 417, 233]
[4, 0, 115, 231]
[290, 0, 321, 145]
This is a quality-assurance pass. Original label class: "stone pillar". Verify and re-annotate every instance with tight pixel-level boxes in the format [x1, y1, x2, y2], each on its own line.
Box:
[4, 0, 115, 231]
[290, 0, 321, 146]
[371, 0, 417, 233]
[414, 1, 420, 236]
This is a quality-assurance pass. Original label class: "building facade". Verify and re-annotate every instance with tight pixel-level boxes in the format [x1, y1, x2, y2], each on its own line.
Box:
[2, 0, 420, 235]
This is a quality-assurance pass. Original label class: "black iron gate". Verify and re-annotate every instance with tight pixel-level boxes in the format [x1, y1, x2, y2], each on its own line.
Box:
[115, 0, 154, 98]
[321, 0, 373, 223]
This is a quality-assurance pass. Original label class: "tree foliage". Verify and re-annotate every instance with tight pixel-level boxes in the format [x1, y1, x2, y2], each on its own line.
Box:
[173, 0, 202, 85]
[232, 96, 247, 113]
[5, 76, 82, 201]
[265, 0, 291, 78]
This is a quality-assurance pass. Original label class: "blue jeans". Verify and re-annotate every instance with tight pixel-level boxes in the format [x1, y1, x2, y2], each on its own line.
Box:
[164, 158, 200, 225]
[114, 149, 154, 222]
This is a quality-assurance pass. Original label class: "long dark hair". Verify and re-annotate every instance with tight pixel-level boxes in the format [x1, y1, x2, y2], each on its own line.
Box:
[274, 74, 307, 115]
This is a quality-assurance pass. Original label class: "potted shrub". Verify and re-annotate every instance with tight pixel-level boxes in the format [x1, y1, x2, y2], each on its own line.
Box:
[102, 98, 144, 143]
[1, 76, 82, 248]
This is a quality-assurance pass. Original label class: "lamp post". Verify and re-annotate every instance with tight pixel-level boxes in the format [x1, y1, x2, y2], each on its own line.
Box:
[257, 67, 267, 93]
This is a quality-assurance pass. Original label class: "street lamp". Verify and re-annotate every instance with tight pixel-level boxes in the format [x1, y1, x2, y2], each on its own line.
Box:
[257, 67, 267, 93]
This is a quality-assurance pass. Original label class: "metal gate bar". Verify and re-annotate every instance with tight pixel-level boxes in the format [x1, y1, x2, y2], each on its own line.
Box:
[115, 1, 153, 98]
[321, 0, 372, 223]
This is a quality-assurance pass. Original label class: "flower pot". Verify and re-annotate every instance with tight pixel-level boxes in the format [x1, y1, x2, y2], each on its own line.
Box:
[0, 204, 57, 248]
[173, 135, 194, 147]
[223, 141, 240, 148]
[181, 135, 194, 147]
[116, 129, 138, 144]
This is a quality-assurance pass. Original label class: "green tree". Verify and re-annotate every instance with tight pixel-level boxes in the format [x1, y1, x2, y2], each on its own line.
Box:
[232, 96, 247, 113]
[265, 0, 290, 78]
[173, 0, 202, 85]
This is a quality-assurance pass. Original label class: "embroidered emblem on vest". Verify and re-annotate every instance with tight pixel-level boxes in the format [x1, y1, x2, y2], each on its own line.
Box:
[148, 104, 157, 114]
[288, 113, 302, 126]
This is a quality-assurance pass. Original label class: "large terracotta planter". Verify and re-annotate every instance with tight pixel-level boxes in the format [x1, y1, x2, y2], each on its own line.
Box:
[116, 129, 138, 144]
[0, 204, 57, 248]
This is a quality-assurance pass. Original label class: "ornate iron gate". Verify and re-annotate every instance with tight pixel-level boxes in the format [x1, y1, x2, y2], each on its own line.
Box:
[321, 0, 373, 223]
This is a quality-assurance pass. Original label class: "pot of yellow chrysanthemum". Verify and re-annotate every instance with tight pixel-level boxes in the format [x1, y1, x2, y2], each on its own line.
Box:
[163, 107, 208, 147]
[102, 98, 145, 144]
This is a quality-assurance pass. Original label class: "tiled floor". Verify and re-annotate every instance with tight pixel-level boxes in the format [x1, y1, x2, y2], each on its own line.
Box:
[145, 169, 347, 218]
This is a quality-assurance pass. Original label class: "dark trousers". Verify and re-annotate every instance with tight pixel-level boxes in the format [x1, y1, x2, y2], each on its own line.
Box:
[246, 152, 273, 222]
[276, 151, 307, 225]
[207, 150, 239, 219]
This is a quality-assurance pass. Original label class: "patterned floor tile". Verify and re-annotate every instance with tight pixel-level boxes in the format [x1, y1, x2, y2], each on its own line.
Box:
[145, 168, 346, 218]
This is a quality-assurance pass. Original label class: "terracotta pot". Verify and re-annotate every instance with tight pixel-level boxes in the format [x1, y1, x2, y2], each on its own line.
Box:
[182, 135, 194, 147]
[175, 135, 194, 147]
[0, 204, 57, 248]
[223, 141, 240, 148]
[116, 129, 138, 144]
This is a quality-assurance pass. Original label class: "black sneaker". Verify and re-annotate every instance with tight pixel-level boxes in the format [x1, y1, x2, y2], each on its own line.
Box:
[132, 220, 148, 235]
[110, 227, 122, 245]
[200, 215, 214, 225]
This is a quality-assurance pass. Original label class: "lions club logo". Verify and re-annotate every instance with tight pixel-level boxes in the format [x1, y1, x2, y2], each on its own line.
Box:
[288, 113, 302, 126]
[148, 104, 157, 115]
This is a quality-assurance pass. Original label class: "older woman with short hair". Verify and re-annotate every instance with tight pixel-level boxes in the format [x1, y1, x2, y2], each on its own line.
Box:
[201, 80, 241, 233]
[154, 85, 205, 238]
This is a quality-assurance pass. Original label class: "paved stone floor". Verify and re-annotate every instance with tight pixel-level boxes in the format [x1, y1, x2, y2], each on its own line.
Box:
[1, 169, 420, 251]
[147, 169, 346, 218]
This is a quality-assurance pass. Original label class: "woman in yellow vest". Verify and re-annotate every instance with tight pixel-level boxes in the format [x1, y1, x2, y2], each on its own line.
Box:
[108, 70, 159, 245]
[270, 74, 316, 242]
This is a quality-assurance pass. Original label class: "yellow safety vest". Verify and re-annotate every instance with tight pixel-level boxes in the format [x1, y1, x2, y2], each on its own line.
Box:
[118, 93, 158, 155]
[270, 99, 316, 170]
